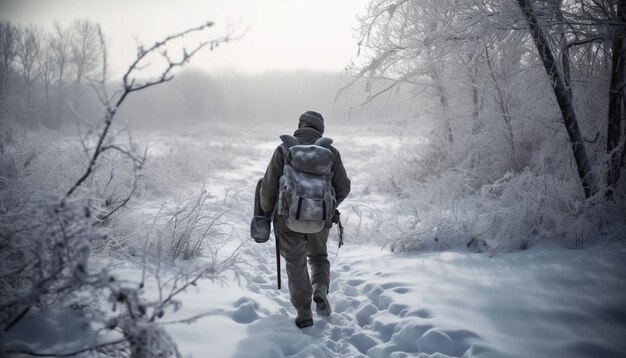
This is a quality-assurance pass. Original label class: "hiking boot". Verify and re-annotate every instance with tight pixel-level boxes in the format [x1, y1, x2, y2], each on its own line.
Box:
[295, 307, 313, 329]
[296, 303, 313, 329]
[313, 284, 331, 317]
[295, 315, 314, 329]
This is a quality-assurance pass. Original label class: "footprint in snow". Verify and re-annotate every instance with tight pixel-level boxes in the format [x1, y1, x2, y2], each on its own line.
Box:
[347, 279, 365, 287]
[405, 308, 434, 319]
[252, 275, 267, 284]
[231, 297, 260, 324]
[235, 249, 489, 358]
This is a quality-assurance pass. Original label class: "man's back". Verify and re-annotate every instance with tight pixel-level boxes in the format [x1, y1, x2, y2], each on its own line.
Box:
[257, 110, 351, 329]
[260, 126, 350, 215]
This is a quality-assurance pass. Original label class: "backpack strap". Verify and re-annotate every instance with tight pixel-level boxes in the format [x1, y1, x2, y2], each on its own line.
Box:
[280, 134, 300, 149]
[279, 135, 333, 163]
[279, 134, 299, 166]
[314, 137, 333, 149]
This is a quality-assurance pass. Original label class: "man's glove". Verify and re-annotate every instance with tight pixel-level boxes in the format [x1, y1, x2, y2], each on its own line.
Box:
[251, 215, 271, 243]
[332, 209, 345, 248]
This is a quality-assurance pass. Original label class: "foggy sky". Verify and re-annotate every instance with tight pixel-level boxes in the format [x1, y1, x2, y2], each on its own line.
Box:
[1, 0, 369, 77]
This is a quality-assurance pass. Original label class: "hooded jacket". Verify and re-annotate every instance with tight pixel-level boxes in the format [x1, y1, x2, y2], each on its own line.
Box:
[260, 126, 351, 215]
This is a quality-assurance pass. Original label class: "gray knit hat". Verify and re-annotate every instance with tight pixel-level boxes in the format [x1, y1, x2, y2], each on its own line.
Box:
[298, 111, 325, 134]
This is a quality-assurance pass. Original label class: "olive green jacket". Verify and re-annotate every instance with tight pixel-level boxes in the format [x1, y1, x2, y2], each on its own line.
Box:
[260, 127, 351, 214]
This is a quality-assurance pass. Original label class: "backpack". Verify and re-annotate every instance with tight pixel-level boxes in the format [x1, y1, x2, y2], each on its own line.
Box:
[277, 134, 336, 233]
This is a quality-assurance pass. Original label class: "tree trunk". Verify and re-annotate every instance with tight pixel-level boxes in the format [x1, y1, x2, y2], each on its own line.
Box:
[466, 53, 480, 124]
[562, 46, 572, 97]
[438, 86, 454, 145]
[431, 69, 454, 145]
[517, 0, 599, 198]
[427, 47, 454, 147]
[621, 97, 626, 171]
[485, 45, 516, 168]
[606, 1, 626, 197]
[555, 2, 572, 98]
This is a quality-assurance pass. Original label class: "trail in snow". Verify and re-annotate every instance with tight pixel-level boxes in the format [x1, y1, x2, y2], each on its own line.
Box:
[168, 233, 626, 358]
[157, 126, 626, 358]
[6, 126, 624, 358]
[231, 243, 481, 358]
[177, 238, 626, 358]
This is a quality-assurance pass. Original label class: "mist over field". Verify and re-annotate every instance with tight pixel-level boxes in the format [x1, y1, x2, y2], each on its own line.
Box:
[1, 0, 625, 357]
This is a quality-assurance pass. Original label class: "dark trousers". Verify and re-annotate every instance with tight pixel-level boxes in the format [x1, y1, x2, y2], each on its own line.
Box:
[274, 215, 330, 312]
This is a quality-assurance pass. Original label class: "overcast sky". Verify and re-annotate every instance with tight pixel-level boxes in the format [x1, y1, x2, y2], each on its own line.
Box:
[1, 0, 369, 77]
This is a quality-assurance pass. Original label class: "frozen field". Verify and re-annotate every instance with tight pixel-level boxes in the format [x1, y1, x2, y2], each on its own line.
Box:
[6, 123, 626, 358]
[165, 239, 626, 358]
[138, 124, 626, 358]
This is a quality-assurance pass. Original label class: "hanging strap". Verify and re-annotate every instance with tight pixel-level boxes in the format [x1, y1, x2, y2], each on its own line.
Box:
[272, 204, 281, 290]
[275, 231, 281, 290]
[332, 210, 344, 249]
[295, 197, 303, 220]
[337, 215, 345, 248]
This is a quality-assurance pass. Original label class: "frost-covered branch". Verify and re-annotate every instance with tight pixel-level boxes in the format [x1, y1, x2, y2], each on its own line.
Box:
[1, 20, 236, 358]
[63, 21, 233, 203]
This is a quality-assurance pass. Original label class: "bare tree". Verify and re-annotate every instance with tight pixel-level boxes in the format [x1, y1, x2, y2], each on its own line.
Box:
[347, 0, 530, 166]
[69, 19, 101, 110]
[15, 25, 41, 113]
[50, 21, 72, 128]
[352, 0, 616, 198]
[345, 0, 461, 149]
[0, 22, 17, 102]
[350, 0, 623, 250]
[64, 21, 233, 200]
[521, 0, 625, 197]
[36, 30, 57, 116]
[606, 1, 625, 196]
[523, 1, 625, 197]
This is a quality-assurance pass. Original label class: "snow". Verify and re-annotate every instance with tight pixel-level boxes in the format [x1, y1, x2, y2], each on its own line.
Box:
[134, 125, 626, 357]
[147, 238, 626, 358]
[5, 124, 625, 357]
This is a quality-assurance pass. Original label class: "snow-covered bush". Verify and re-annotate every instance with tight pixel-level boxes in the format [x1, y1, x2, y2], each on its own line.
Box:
[139, 130, 243, 197]
[376, 142, 626, 252]
[1, 21, 237, 357]
[348, 0, 626, 251]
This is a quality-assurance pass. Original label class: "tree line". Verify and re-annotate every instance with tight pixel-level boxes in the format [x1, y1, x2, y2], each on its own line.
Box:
[0, 20, 102, 129]
[352, 0, 625, 200]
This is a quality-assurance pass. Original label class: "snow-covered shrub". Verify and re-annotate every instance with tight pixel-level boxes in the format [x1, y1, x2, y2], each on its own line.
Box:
[0, 190, 100, 328]
[102, 182, 242, 263]
[377, 145, 626, 252]
[139, 130, 243, 197]
[349, 0, 626, 252]
[0, 127, 189, 357]
[160, 187, 237, 261]
[367, 81, 624, 252]
[1, 20, 238, 356]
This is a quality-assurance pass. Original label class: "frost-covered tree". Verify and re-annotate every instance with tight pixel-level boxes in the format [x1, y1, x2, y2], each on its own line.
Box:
[353, 0, 623, 198]
[1, 21, 235, 357]
[350, 0, 624, 250]
[0, 23, 17, 103]
[69, 19, 101, 110]
[516, 0, 599, 198]
[513, 0, 625, 197]
[49, 21, 72, 128]
[36, 30, 58, 116]
[15, 25, 41, 113]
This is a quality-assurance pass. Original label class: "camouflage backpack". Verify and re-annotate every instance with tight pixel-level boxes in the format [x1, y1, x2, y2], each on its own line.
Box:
[277, 134, 336, 233]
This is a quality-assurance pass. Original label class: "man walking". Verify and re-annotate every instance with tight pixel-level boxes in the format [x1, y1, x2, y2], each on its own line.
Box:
[260, 111, 351, 328]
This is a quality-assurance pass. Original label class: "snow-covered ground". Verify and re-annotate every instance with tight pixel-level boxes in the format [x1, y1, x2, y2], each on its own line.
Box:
[6, 122, 625, 358]
[142, 123, 626, 358]
[165, 239, 626, 358]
